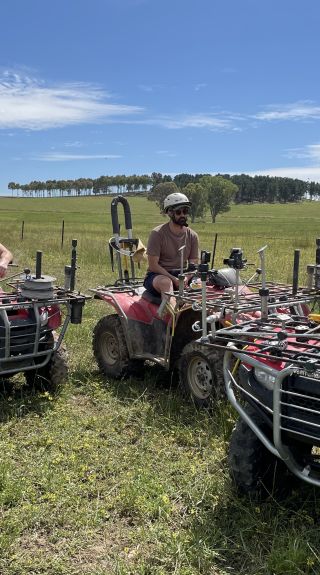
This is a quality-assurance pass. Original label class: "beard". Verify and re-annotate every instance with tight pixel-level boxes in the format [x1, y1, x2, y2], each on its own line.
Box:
[174, 216, 188, 227]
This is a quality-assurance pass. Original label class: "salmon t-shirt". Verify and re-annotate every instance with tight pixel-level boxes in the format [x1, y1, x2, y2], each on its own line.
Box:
[146, 222, 199, 271]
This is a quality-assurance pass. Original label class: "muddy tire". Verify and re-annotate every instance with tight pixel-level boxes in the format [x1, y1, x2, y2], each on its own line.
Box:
[93, 314, 142, 379]
[228, 405, 296, 499]
[25, 345, 68, 391]
[179, 341, 225, 408]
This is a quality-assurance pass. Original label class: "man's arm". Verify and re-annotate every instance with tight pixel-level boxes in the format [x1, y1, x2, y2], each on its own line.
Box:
[187, 232, 199, 267]
[0, 243, 13, 278]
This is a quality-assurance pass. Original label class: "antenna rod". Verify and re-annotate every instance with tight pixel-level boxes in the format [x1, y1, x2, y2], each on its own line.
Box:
[211, 233, 218, 268]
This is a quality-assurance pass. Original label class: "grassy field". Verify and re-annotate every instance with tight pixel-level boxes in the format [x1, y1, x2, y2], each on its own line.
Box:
[1, 196, 320, 574]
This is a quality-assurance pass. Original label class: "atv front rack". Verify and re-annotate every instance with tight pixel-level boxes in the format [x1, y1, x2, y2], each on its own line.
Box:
[201, 314, 320, 487]
[176, 282, 319, 323]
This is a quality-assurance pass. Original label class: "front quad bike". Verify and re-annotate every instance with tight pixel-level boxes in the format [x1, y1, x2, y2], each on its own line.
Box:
[0, 241, 87, 391]
[207, 306, 320, 498]
[91, 197, 310, 408]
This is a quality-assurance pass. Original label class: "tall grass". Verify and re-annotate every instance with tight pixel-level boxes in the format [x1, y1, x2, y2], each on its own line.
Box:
[0, 197, 320, 574]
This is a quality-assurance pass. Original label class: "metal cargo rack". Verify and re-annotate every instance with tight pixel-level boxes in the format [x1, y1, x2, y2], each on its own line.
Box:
[176, 281, 319, 321]
[205, 315, 320, 486]
[0, 241, 89, 376]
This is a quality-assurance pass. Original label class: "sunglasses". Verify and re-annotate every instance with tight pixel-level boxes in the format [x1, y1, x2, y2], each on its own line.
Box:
[173, 207, 189, 216]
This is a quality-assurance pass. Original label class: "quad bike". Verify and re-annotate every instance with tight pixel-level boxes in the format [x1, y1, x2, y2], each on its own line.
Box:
[0, 240, 87, 390]
[195, 240, 320, 497]
[91, 197, 310, 408]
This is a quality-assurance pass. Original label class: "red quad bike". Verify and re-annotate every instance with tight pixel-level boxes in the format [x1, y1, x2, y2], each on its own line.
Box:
[0, 240, 87, 390]
[91, 197, 310, 408]
[197, 240, 320, 497]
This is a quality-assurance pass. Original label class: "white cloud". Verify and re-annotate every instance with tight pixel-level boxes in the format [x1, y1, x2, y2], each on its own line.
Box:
[247, 166, 320, 182]
[284, 143, 320, 163]
[155, 150, 177, 157]
[0, 72, 143, 130]
[254, 101, 320, 122]
[33, 152, 122, 162]
[144, 113, 238, 131]
[64, 141, 83, 148]
[305, 144, 320, 161]
[138, 84, 154, 92]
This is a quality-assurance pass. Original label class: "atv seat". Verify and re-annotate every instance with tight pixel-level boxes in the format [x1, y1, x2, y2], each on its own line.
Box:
[141, 289, 162, 305]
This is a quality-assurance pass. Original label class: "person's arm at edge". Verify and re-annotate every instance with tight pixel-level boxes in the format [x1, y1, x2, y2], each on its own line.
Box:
[0, 243, 13, 278]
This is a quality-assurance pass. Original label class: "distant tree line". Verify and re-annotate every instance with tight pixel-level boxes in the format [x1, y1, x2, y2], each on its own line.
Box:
[7, 175, 152, 198]
[7, 172, 320, 202]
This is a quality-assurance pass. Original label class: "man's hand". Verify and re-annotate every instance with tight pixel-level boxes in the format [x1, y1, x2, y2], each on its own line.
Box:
[0, 263, 8, 278]
[172, 276, 180, 289]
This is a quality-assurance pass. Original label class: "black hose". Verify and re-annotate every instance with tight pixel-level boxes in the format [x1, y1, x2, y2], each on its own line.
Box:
[111, 196, 133, 235]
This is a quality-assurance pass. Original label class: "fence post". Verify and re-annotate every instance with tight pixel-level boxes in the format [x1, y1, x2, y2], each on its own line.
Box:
[61, 220, 65, 247]
[21, 220, 24, 241]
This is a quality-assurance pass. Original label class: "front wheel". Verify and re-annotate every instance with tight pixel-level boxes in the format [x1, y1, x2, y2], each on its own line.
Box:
[25, 345, 68, 391]
[179, 341, 225, 408]
[93, 314, 142, 379]
[228, 405, 300, 499]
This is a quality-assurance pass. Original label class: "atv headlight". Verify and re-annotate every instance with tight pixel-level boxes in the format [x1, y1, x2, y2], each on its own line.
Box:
[253, 368, 276, 390]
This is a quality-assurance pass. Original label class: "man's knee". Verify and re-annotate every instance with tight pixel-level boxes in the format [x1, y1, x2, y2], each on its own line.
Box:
[153, 275, 173, 294]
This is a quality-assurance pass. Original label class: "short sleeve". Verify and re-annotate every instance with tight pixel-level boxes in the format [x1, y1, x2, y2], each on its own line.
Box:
[146, 230, 161, 257]
[189, 231, 199, 260]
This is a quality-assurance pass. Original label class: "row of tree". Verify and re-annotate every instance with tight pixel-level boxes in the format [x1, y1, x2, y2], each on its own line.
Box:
[8, 175, 152, 197]
[7, 172, 320, 202]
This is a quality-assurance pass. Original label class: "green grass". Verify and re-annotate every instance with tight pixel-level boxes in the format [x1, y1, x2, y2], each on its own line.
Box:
[1, 197, 320, 574]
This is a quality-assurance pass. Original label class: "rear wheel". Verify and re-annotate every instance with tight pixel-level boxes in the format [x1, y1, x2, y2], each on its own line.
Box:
[93, 314, 142, 378]
[179, 341, 225, 408]
[25, 345, 68, 391]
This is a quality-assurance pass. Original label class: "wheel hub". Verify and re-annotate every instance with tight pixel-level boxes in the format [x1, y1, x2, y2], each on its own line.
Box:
[100, 333, 119, 365]
[188, 356, 213, 399]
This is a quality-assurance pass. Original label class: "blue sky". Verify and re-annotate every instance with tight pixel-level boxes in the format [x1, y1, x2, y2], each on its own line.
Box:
[1, 0, 320, 194]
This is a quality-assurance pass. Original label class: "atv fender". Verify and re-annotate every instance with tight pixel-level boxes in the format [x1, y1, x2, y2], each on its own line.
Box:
[95, 290, 172, 325]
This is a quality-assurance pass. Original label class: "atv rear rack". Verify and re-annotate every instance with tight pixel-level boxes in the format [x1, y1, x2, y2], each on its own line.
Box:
[0, 241, 88, 377]
[0, 288, 87, 376]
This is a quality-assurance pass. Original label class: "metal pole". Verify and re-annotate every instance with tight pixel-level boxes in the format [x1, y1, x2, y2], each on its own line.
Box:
[35, 251, 42, 279]
[307, 265, 315, 290]
[201, 277, 207, 339]
[316, 238, 320, 265]
[70, 239, 77, 291]
[178, 245, 185, 297]
[258, 245, 269, 321]
[211, 233, 218, 268]
[292, 249, 300, 295]
[21, 220, 24, 241]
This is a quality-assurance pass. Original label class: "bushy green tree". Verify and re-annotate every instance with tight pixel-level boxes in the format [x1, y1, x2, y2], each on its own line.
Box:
[200, 175, 238, 223]
[182, 182, 207, 222]
[148, 182, 180, 211]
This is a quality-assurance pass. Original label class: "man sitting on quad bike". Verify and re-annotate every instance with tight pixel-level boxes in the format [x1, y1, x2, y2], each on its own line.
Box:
[0, 243, 13, 278]
[143, 192, 199, 303]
